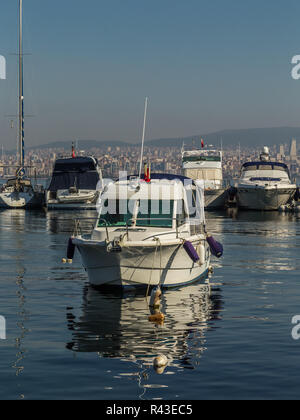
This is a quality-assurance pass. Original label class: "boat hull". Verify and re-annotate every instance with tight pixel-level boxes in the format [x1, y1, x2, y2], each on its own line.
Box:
[237, 186, 296, 210]
[47, 202, 97, 210]
[74, 238, 210, 288]
[0, 191, 37, 209]
[205, 188, 227, 209]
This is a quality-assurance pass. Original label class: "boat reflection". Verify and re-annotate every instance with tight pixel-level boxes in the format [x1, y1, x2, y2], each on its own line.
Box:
[0, 209, 30, 399]
[46, 210, 97, 234]
[222, 208, 298, 272]
[226, 207, 300, 222]
[66, 283, 223, 373]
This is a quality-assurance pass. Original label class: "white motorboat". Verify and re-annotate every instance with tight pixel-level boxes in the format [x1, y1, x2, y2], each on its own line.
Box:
[71, 173, 223, 288]
[46, 156, 102, 210]
[182, 147, 227, 209]
[236, 147, 297, 211]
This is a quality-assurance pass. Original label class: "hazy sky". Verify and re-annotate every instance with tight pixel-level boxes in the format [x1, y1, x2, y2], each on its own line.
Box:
[0, 0, 300, 148]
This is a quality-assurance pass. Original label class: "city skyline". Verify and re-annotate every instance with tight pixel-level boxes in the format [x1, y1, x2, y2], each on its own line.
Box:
[1, 0, 300, 148]
[1, 138, 299, 181]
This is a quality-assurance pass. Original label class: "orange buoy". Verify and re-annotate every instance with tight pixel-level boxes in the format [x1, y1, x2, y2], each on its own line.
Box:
[148, 313, 165, 324]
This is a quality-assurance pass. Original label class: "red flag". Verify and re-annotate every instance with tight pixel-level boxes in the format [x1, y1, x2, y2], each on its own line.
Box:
[201, 138, 205, 148]
[144, 163, 151, 183]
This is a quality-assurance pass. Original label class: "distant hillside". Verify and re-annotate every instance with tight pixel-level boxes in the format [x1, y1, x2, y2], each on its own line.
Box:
[28, 140, 132, 150]
[146, 127, 300, 148]
[5, 126, 300, 153]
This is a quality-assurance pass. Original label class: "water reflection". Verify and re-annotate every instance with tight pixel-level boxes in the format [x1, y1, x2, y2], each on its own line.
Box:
[206, 209, 300, 273]
[46, 210, 97, 234]
[66, 283, 223, 375]
[0, 211, 31, 399]
[226, 208, 300, 223]
[0, 209, 26, 232]
[0, 208, 46, 234]
[206, 208, 299, 239]
[13, 267, 29, 383]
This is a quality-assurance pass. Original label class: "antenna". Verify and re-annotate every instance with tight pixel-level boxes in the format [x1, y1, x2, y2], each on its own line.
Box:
[181, 141, 185, 155]
[138, 97, 148, 179]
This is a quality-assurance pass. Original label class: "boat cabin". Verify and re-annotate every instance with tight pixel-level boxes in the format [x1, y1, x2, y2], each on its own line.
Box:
[240, 161, 291, 182]
[182, 150, 223, 189]
[97, 174, 205, 233]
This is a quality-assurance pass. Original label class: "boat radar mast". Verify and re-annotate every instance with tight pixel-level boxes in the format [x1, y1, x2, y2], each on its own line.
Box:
[260, 146, 270, 162]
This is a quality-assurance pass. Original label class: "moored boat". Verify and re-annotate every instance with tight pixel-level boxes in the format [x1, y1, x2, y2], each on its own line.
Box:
[46, 153, 102, 210]
[182, 146, 227, 209]
[0, 0, 42, 209]
[0, 177, 43, 209]
[71, 172, 222, 288]
[236, 147, 297, 211]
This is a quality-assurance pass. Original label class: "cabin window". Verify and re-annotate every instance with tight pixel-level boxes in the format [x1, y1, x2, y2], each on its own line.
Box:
[258, 164, 273, 170]
[273, 165, 288, 172]
[176, 200, 187, 226]
[242, 165, 257, 171]
[183, 156, 221, 163]
[98, 200, 133, 227]
[250, 177, 281, 182]
[136, 200, 174, 228]
[185, 189, 197, 218]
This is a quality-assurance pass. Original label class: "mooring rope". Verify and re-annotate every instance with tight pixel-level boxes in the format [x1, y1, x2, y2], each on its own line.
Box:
[146, 237, 160, 299]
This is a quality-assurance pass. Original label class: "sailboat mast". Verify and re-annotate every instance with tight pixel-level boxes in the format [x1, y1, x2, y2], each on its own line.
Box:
[18, 0, 24, 172]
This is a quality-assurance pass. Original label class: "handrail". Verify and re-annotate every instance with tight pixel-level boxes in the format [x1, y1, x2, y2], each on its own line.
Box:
[74, 216, 191, 242]
[74, 217, 109, 241]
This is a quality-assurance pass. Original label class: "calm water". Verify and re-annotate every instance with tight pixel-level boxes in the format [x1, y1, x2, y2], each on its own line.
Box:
[0, 208, 300, 400]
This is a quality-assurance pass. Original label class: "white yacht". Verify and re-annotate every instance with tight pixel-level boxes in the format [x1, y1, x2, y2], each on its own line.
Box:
[182, 147, 227, 209]
[236, 147, 297, 211]
[71, 173, 222, 288]
[46, 156, 102, 210]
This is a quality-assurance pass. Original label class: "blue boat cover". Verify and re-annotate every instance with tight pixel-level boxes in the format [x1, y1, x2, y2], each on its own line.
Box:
[250, 177, 282, 182]
[48, 157, 100, 192]
[119, 173, 196, 185]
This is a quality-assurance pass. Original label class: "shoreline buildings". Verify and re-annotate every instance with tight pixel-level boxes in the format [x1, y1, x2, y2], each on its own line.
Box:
[0, 140, 299, 181]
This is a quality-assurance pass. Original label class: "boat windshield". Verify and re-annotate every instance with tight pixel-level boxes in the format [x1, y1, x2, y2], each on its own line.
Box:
[242, 165, 257, 171]
[98, 199, 175, 228]
[98, 200, 133, 227]
[242, 163, 288, 172]
[183, 156, 221, 163]
[273, 165, 288, 172]
[250, 177, 282, 182]
[136, 200, 175, 228]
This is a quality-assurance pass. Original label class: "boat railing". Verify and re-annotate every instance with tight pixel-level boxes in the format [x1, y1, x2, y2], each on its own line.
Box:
[74, 216, 198, 242]
[73, 217, 104, 237]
